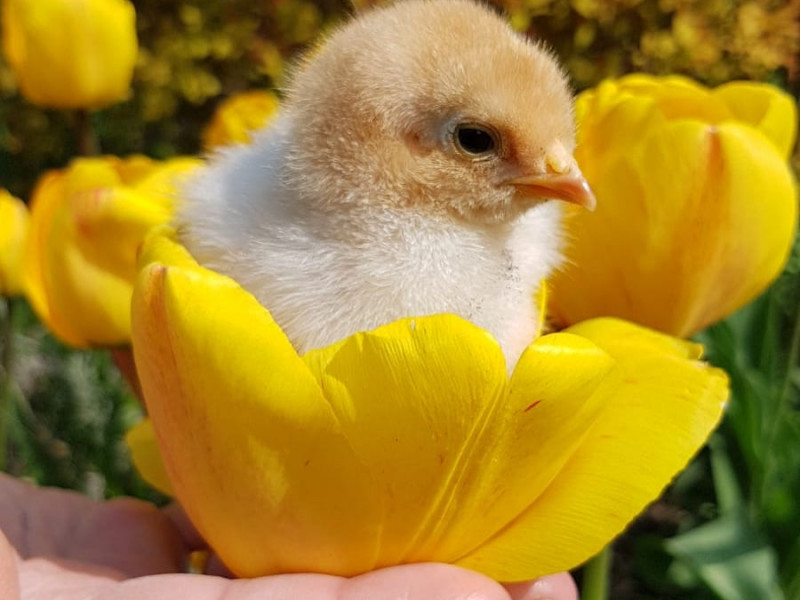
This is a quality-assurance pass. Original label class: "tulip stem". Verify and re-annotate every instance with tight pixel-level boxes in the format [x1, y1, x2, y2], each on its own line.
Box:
[75, 109, 100, 156]
[763, 299, 800, 481]
[0, 297, 15, 471]
[582, 545, 612, 600]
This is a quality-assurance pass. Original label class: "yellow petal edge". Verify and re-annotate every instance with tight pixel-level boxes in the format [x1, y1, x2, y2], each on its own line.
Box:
[131, 232, 728, 581]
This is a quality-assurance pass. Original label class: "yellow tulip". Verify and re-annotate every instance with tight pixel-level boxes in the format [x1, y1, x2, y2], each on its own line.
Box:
[129, 232, 728, 581]
[1, 0, 137, 109]
[550, 75, 798, 337]
[25, 156, 200, 347]
[202, 91, 280, 150]
[0, 189, 29, 296]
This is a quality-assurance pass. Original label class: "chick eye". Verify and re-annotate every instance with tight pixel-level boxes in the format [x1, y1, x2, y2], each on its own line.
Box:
[454, 124, 497, 157]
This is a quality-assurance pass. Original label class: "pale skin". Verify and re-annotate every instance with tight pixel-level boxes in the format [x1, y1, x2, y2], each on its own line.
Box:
[1, 475, 578, 600]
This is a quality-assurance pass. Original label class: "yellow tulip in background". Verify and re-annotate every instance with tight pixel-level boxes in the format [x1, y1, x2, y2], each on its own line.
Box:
[202, 90, 281, 150]
[0, 189, 29, 296]
[129, 232, 727, 581]
[550, 75, 798, 337]
[24, 156, 200, 347]
[1, 0, 138, 109]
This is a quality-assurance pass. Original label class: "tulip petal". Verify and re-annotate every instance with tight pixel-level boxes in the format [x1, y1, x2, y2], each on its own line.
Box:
[575, 81, 665, 178]
[69, 187, 170, 284]
[565, 316, 704, 360]
[24, 171, 88, 346]
[303, 315, 509, 566]
[456, 319, 727, 581]
[555, 115, 797, 337]
[704, 123, 798, 311]
[2, 0, 137, 109]
[137, 226, 201, 272]
[433, 332, 615, 560]
[125, 418, 173, 496]
[0, 190, 29, 296]
[617, 75, 733, 124]
[32, 176, 165, 345]
[203, 90, 281, 149]
[714, 82, 799, 159]
[24, 157, 196, 347]
[46, 232, 134, 344]
[132, 236, 381, 577]
[303, 319, 614, 569]
[131, 157, 201, 200]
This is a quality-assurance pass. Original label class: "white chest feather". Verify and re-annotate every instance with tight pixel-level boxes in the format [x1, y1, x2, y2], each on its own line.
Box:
[178, 120, 563, 368]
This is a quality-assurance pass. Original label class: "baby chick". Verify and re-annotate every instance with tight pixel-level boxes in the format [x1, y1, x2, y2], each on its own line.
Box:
[178, 0, 594, 368]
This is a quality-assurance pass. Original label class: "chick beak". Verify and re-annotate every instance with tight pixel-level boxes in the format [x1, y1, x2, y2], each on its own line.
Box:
[507, 170, 596, 211]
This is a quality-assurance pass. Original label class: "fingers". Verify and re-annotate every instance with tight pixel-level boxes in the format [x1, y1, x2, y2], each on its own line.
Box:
[0, 531, 21, 600]
[0, 474, 184, 577]
[2, 475, 578, 600]
[12, 561, 521, 600]
[339, 563, 513, 600]
[163, 502, 207, 551]
[11, 538, 577, 600]
[505, 573, 579, 600]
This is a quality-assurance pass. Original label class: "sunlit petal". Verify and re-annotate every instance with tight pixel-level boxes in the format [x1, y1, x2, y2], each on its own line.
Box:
[1, 0, 137, 109]
[125, 418, 173, 496]
[303, 314, 509, 566]
[553, 75, 798, 337]
[433, 332, 614, 561]
[0, 190, 29, 297]
[203, 90, 280, 149]
[24, 157, 197, 346]
[457, 319, 727, 581]
[714, 81, 799, 158]
[132, 235, 728, 581]
[133, 237, 381, 577]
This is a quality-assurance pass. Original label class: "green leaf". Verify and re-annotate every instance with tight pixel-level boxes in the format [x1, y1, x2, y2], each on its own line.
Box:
[666, 510, 783, 600]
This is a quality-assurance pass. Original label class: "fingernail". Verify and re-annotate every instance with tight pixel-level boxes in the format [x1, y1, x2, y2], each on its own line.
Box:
[529, 578, 554, 599]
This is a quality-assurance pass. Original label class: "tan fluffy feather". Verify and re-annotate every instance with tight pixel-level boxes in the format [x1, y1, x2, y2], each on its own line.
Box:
[178, 0, 590, 368]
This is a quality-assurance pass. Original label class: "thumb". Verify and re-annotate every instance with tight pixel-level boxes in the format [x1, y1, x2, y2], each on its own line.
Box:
[340, 563, 513, 600]
[0, 531, 21, 600]
[505, 573, 579, 600]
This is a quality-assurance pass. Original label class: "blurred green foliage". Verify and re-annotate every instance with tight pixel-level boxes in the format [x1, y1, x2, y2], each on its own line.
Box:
[1, 297, 162, 502]
[618, 235, 800, 599]
[0, 0, 798, 598]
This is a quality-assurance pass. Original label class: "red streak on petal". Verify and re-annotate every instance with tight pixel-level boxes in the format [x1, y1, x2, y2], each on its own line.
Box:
[524, 400, 543, 412]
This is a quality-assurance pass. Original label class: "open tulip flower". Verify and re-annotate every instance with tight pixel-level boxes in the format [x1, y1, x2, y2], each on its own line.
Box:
[130, 232, 728, 581]
[1, 0, 138, 109]
[25, 156, 200, 347]
[550, 75, 798, 337]
[202, 90, 281, 150]
[0, 189, 29, 296]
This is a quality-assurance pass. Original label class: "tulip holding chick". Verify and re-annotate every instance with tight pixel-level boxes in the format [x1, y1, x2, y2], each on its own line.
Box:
[129, 0, 729, 585]
[130, 232, 727, 581]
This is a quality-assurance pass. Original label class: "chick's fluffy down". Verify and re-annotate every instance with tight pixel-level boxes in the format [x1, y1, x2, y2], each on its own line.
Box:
[179, 0, 583, 368]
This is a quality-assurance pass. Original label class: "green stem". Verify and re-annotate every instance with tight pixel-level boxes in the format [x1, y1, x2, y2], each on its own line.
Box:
[777, 302, 800, 422]
[75, 109, 99, 156]
[764, 299, 800, 465]
[582, 545, 612, 600]
[0, 297, 15, 471]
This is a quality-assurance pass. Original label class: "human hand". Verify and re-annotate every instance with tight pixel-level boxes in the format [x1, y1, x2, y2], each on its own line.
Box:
[0, 474, 578, 600]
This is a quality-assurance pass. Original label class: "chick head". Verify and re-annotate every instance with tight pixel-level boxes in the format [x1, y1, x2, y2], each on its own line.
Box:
[284, 0, 594, 224]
